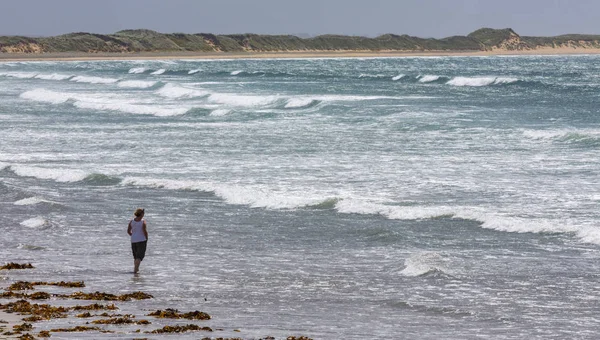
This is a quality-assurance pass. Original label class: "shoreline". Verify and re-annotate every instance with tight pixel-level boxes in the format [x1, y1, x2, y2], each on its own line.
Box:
[2, 48, 600, 62]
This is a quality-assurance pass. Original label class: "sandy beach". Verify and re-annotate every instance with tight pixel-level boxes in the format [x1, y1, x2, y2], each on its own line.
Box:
[1, 47, 600, 62]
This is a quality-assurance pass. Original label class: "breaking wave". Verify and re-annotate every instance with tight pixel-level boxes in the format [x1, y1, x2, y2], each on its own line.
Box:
[82, 173, 122, 185]
[151, 69, 166, 75]
[417, 75, 448, 83]
[10, 165, 88, 182]
[20, 216, 48, 229]
[14, 197, 51, 206]
[284, 98, 320, 109]
[522, 129, 600, 147]
[117, 80, 158, 88]
[155, 83, 210, 99]
[400, 252, 448, 277]
[20, 88, 189, 116]
[446, 76, 519, 87]
[34, 73, 73, 81]
[20, 88, 72, 104]
[209, 109, 232, 116]
[128, 67, 146, 74]
[70, 75, 119, 84]
[73, 100, 189, 116]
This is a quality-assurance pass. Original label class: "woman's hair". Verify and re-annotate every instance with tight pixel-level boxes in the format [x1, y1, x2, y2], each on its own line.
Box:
[134, 208, 145, 217]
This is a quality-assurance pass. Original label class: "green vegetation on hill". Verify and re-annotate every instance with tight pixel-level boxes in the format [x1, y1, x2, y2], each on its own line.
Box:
[2, 28, 600, 54]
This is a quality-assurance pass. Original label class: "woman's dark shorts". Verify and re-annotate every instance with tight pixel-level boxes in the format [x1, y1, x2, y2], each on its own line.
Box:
[131, 240, 147, 261]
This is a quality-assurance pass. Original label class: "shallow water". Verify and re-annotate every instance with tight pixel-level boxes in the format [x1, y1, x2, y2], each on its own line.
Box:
[1, 56, 600, 339]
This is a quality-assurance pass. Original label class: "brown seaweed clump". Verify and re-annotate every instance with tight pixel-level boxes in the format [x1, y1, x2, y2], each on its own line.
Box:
[49, 325, 105, 332]
[7, 281, 35, 291]
[147, 308, 211, 320]
[18, 334, 36, 340]
[38, 330, 51, 337]
[0, 263, 34, 270]
[92, 317, 150, 325]
[148, 324, 213, 334]
[6, 280, 85, 291]
[33, 281, 86, 288]
[71, 303, 118, 311]
[0, 292, 51, 300]
[1, 300, 69, 320]
[66, 291, 153, 301]
[13, 323, 33, 332]
[286, 337, 314, 340]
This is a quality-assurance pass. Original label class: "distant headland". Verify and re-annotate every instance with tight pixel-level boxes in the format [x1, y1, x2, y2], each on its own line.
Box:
[2, 28, 600, 60]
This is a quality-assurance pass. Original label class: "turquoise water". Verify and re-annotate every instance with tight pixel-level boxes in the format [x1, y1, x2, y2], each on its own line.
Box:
[1, 55, 600, 339]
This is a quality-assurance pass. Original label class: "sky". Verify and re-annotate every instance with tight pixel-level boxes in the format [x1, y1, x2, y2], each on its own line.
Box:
[2, 0, 600, 38]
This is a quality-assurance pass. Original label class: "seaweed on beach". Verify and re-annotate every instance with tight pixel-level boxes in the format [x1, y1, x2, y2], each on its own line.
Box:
[33, 281, 85, 288]
[71, 303, 118, 311]
[147, 324, 213, 333]
[286, 337, 314, 340]
[0, 292, 51, 300]
[66, 291, 153, 301]
[1, 300, 69, 320]
[7, 281, 35, 291]
[38, 330, 51, 337]
[92, 316, 150, 325]
[6, 281, 85, 291]
[147, 308, 211, 320]
[49, 325, 105, 332]
[13, 323, 33, 332]
[18, 334, 36, 340]
[0, 263, 34, 270]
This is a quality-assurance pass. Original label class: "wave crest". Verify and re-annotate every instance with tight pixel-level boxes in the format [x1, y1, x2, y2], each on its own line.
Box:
[401, 252, 448, 277]
[446, 76, 519, 87]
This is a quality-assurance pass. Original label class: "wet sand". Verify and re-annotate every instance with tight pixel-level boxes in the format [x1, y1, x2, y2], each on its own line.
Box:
[0, 310, 23, 339]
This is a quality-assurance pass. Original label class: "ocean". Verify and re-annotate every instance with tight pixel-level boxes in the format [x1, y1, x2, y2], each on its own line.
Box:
[1, 55, 600, 339]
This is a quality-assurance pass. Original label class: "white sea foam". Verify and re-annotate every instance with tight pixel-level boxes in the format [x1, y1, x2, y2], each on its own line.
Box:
[418, 75, 441, 83]
[230, 70, 243, 75]
[1, 72, 37, 79]
[156, 83, 209, 98]
[117, 80, 158, 88]
[188, 69, 201, 74]
[14, 197, 45, 206]
[10, 165, 88, 182]
[123, 177, 320, 209]
[401, 252, 447, 277]
[128, 67, 146, 74]
[359, 73, 386, 78]
[34, 73, 73, 81]
[335, 199, 456, 219]
[207, 93, 279, 107]
[0, 162, 8, 170]
[70, 75, 119, 84]
[522, 128, 600, 142]
[392, 74, 406, 81]
[20, 89, 72, 104]
[446, 76, 519, 87]
[20, 217, 48, 229]
[151, 69, 166, 75]
[74, 101, 189, 117]
[284, 98, 316, 108]
[210, 109, 231, 116]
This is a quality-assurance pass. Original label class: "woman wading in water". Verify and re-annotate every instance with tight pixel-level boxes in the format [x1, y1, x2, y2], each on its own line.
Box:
[127, 208, 148, 274]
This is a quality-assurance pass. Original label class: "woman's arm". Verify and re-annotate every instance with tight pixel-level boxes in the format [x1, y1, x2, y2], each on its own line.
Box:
[143, 221, 148, 240]
[127, 221, 132, 236]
